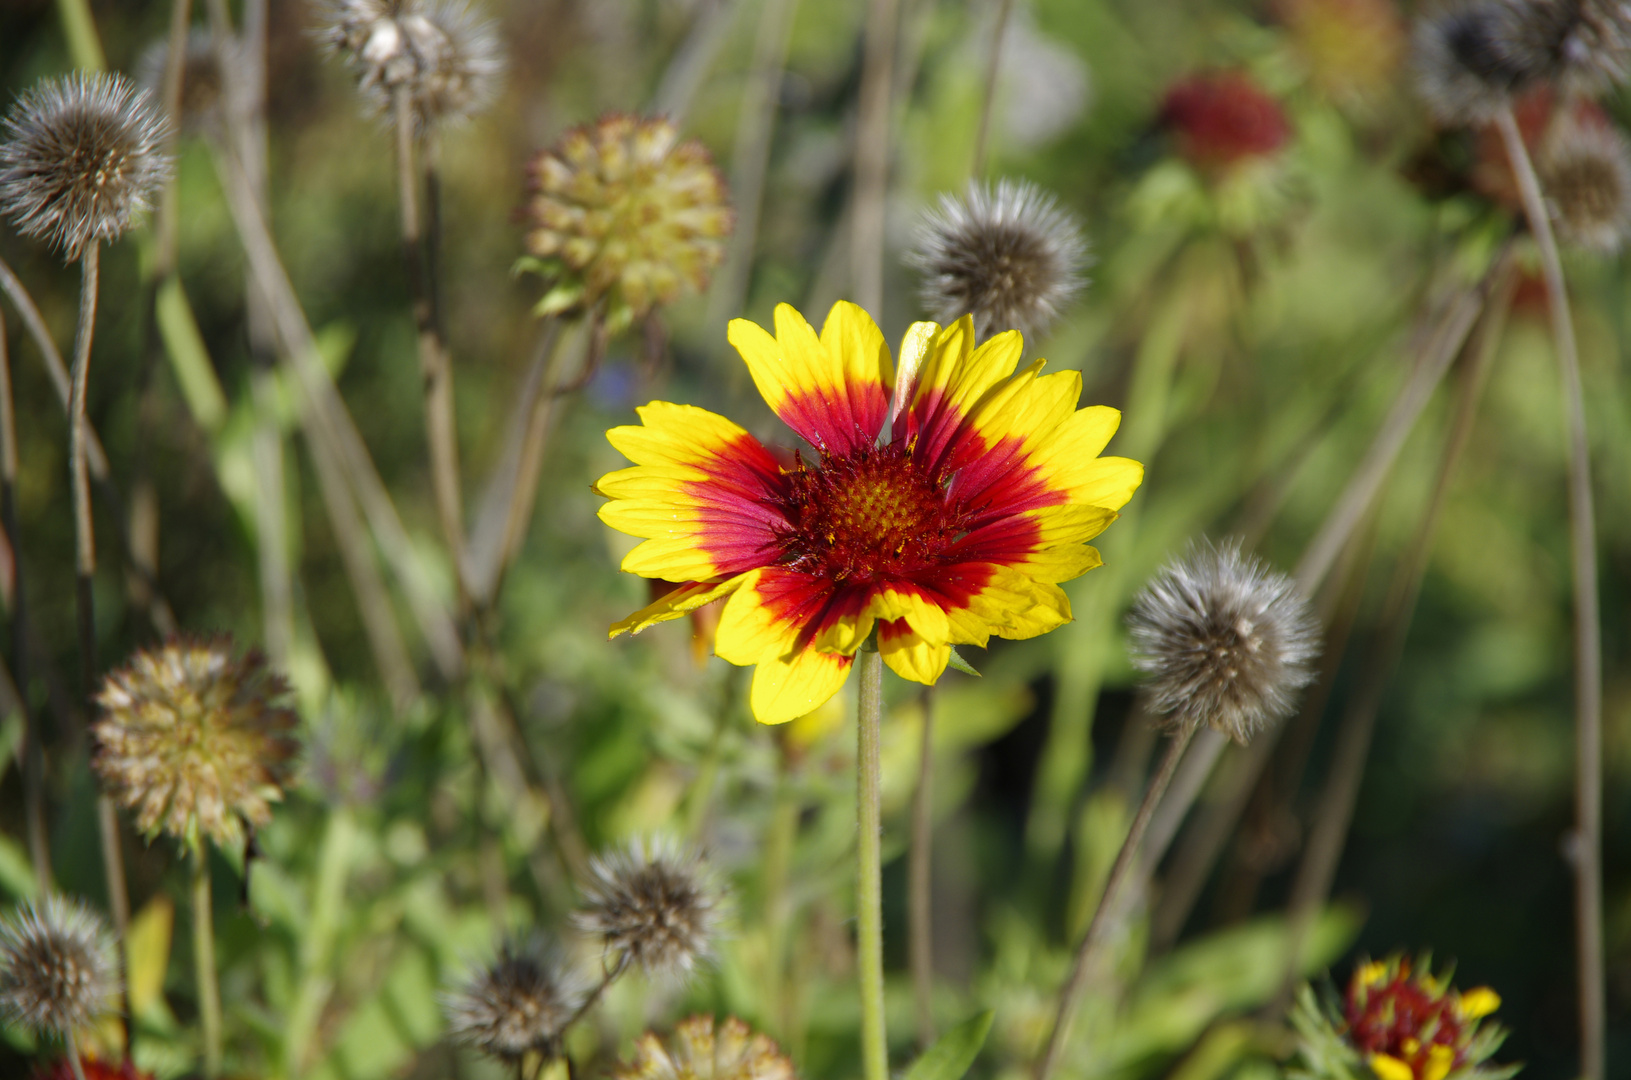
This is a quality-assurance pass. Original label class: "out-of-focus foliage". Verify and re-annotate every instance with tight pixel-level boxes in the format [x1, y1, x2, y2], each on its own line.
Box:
[0, 0, 1625, 1079]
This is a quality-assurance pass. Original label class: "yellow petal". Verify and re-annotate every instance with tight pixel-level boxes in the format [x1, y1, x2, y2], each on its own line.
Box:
[879, 621, 951, 684]
[1422, 1046, 1455, 1080]
[714, 569, 801, 664]
[1458, 987, 1501, 1019]
[1368, 1054, 1415, 1080]
[750, 646, 853, 725]
[820, 299, 894, 404]
[609, 577, 746, 639]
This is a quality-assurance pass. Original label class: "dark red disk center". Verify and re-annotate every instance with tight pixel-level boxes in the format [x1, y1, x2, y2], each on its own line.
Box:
[775, 442, 963, 584]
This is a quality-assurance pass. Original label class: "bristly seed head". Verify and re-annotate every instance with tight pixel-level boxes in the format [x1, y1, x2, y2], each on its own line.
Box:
[1127, 541, 1320, 743]
[1412, 2, 1534, 125]
[0, 72, 171, 259]
[93, 635, 301, 851]
[1540, 110, 1631, 252]
[0, 896, 119, 1037]
[907, 178, 1088, 343]
[1492, 0, 1631, 96]
[574, 837, 725, 980]
[314, 0, 505, 128]
[443, 936, 586, 1062]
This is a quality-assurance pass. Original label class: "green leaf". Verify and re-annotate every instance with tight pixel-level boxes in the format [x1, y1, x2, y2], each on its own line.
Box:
[903, 1010, 994, 1080]
[946, 646, 981, 676]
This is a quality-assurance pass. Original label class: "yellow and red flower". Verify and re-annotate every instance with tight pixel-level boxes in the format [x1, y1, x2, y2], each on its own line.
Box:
[1343, 956, 1505, 1080]
[596, 301, 1142, 723]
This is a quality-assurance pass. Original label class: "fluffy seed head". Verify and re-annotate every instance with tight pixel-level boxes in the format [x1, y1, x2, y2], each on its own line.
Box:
[93, 635, 300, 849]
[0, 72, 171, 259]
[0, 897, 119, 1036]
[1412, 2, 1535, 124]
[522, 114, 732, 326]
[137, 30, 231, 135]
[574, 837, 725, 979]
[1127, 541, 1320, 743]
[615, 1016, 796, 1080]
[1490, 0, 1631, 95]
[315, 0, 505, 127]
[907, 178, 1088, 342]
[444, 936, 586, 1062]
[1540, 111, 1631, 251]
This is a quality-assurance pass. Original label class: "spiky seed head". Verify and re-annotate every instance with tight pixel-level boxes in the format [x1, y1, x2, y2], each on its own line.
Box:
[1159, 72, 1292, 168]
[1490, 0, 1631, 95]
[574, 837, 725, 979]
[1540, 111, 1631, 252]
[136, 30, 230, 134]
[0, 896, 119, 1037]
[1412, 2, 1536, 125]
[614, 1016, 796, 1080]
[444, 936, 586, 1062]
[1127, 541, 1320, 743]
[0, 72, 171, 259]
[522, 114, 732, 326]
[314, 0, 504, 127]
[907, 178, 1088, 342]
[93, 635, 300, 850]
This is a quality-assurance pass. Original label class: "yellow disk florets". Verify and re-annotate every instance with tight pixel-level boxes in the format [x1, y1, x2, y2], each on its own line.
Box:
[614, 1016, 795, 1080]
[92, 636, 299, 850]
[521, 114, 731, 328]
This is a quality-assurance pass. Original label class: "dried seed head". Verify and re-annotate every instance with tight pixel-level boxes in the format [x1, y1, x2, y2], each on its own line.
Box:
[136, 29, 230, 134]
[93, 635, 300, 850]
[0, 896, 119, 1037]
[574, 837, 725, 979]
[0, 72, 171, 259]
[314, 0, 504, 127]
[615, 1016, 796, 1080]
[1540, 111, 1631, 251]
[1412, 2, 1534, 124]
[908, 178, 1088, 342]
[1127, 541, 1320, 743]
[444, 937, 586, 1062]
[522, 114, 732, 325]
[1490, 0, 1631, 95]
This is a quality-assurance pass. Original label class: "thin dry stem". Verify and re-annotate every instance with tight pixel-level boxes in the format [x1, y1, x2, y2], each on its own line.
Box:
[1037, 723, 1197, 1080]
[852, 0, 900, 311]
[1274, 260, 1516, 1014]
[393, 86, 467, 601]
[970, 0, 1016, 177]
[1495, 106, 1604, 1080]
[909, 687, 935, 1049]
[212, 142, 465, 678]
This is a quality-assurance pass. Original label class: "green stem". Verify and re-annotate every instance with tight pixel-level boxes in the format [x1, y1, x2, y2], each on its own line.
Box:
[193, 845, 222, 1077]
[54, 0, 105, 70]
[856, 648, 888, 1080]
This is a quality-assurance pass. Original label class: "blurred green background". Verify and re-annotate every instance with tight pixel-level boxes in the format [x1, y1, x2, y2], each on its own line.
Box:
[0, 0, 1626, 1078]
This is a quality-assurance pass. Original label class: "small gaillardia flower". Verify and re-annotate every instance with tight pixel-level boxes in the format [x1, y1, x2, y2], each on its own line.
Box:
[575, 838, 724, 979]
[1276, 0, 1405, 108]
[1127, 541, 1319, 743]
[521, 114, 732, 328]
[907, 178, 1088, 342]
[443, 937, 586, 1062]
[1540, 109, 1631, 252]
[0, 72, 170, 258]
[1290, 955, 1514, 1080]
[92, 636, 300, 850]
[33, 1059, 155, 1080]
[0, 897, 119, 1039]
[597, 302, 1141, 723]
[315, 0, 504, 127]
[614, 1016, 795, 1080]
[1159, 71, 1291, 170]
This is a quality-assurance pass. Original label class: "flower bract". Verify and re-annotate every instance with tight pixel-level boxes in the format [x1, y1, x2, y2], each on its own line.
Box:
[613, 1015, 795, 1080]
[596, 301, 1142, 724]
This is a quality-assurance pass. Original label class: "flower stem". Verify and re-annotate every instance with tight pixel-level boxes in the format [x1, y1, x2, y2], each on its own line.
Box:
[909, 686, 935, 1049]
[65, 1030, 89, 1080]
[857, 647, 889, 1080]
[1037, 722, 1196, 1080]
[193, 845, 222, 1077]
[1495, 104, 1605, 1080]
[393, 86, 467, 607]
